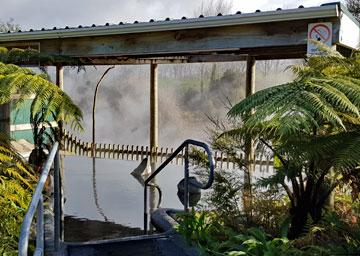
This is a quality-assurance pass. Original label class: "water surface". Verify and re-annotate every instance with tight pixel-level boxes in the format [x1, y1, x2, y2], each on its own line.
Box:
[64, 156, 185, 241]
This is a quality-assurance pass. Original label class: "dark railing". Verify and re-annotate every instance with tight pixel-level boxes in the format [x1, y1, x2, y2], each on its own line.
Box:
[19, 142, 64, 256]
[143, 139, 215, 234]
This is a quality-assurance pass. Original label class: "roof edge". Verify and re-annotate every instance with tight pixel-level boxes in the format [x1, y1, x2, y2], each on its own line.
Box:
[0, 5, 339, 42]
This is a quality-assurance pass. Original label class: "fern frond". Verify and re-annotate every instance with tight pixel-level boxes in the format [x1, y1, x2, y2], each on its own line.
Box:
[0, 62, 83, 130]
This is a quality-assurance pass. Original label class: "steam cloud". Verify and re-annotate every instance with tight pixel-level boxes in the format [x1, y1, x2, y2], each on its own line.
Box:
[60, 61, 298, 148]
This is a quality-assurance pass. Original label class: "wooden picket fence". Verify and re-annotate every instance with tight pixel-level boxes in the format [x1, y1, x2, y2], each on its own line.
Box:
[62, 131, 273, 171]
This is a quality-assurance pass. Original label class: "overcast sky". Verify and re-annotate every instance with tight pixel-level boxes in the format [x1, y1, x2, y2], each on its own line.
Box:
[0, 0, 333, 31]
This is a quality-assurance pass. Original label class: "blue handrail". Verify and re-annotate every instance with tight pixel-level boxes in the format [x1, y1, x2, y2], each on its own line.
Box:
[18, 142, 61, 256]
[143, 139, 215, 234]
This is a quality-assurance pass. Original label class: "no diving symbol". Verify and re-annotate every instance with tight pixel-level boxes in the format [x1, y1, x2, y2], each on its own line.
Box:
[307, 22, 332, 55]
[309, 24, 331, 43]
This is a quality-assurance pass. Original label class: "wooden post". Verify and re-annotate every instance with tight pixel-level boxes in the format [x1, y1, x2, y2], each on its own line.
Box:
[55, 65, 65, 244]
[244, 55, 256, 217]
[149, 62, 158, 231]
[56, 65, 64, 144]
[150, 62, 158, 157]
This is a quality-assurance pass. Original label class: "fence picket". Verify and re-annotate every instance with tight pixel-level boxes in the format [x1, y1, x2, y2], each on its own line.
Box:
[220, 152, 224, 169]
[226, 153, 230, 169]
[59, 132, 274, 171]
[170, 148, 174, 164]
[140, 146, 144, 160]
[266, 156, 270, 172]
[130, 145, 134, 161]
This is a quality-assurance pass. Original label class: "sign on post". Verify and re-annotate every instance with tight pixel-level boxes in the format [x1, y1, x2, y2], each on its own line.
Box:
[307, 22, 332, 55]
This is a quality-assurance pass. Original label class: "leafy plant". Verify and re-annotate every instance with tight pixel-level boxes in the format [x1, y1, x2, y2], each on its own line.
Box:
[176, 209, 216, 245]
[176, 210, 304, 256]
[204, 170, 243, 230]
[0, 47, 83, 254]
[224, 47, 360, 238]
[28, 102, 59, 170]
[292, 211, 360, 255]
[0, 133, 35, 188]
[249, 189, 289, 237]
[347, 0, 360, 22]
[0, 46, 84, 170]
[223, 228, 302, 256]
[0, 47, 83, 131]
[0, 179, 32, 255]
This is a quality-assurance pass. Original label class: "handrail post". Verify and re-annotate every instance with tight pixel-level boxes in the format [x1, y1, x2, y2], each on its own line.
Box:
[19, 142, 59, 256]
[144, 185, 148, 234]
[36, 195, 44, 253]
[143, 139, 215, 234]
[184, 145, 189, 212]
[54, 148, 61, 251]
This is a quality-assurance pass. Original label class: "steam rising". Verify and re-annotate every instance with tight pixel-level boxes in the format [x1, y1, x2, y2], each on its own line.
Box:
[61, 61, 298, 147]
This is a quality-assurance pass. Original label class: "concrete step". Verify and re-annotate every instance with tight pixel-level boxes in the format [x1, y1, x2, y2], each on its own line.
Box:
[63, 234, 198, 256]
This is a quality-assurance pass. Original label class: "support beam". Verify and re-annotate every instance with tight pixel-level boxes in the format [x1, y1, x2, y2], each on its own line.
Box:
[243, 55, 256, 217]
[246, 56, 256, 97]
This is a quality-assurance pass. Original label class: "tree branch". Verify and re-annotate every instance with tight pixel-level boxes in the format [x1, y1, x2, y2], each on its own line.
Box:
[259, 138, 288, 167]
[281, 182, 295, 207]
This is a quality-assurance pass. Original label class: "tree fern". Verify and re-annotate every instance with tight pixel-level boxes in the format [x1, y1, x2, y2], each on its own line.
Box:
[225, 47, 360, 238]
[0, 61, 83, 130]
[0, 134, 35, 188]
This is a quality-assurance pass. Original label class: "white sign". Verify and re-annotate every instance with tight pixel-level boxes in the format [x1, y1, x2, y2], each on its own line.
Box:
[307, 22, 332, 55]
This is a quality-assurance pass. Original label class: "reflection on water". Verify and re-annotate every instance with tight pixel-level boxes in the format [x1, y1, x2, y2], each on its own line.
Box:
[64, 156, 273, 241]
[64, 216, 143, 242]
[92, 157, 109, 222]
[64, 156, 184, 241]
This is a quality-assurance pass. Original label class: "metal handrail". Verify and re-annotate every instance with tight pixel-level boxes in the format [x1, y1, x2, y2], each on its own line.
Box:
[143, 139, 215, 234]
[18, 142, 60, 256]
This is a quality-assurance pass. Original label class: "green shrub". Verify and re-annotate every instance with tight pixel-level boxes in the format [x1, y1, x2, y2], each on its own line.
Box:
[0, 179, 32, 255]
[293, 211, 360, 255]
[249, 189, 290, 237]
[176, 210, 303, 256]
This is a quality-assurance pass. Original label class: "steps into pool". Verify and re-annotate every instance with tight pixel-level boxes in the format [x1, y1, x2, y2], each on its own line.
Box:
[63, 233, 198, 256]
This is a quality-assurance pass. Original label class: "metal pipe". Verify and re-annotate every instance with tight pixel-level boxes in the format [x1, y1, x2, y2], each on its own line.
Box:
[143, 139, 215, 233]
[143, 185, 148, 234]
[145, 139, 214, 189]
[92, 66, 115, 157]
[184, 145, 189, 212]
[36, 196, 44, 253]
[19, 142, 59, 256]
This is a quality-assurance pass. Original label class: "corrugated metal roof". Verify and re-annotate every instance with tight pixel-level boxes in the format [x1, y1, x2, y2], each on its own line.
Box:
[0, 2, 349, 42]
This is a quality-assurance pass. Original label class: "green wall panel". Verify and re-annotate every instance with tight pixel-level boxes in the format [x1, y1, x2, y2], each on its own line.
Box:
[11, 130, 34, 143]
[11, 99, 32, 125]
